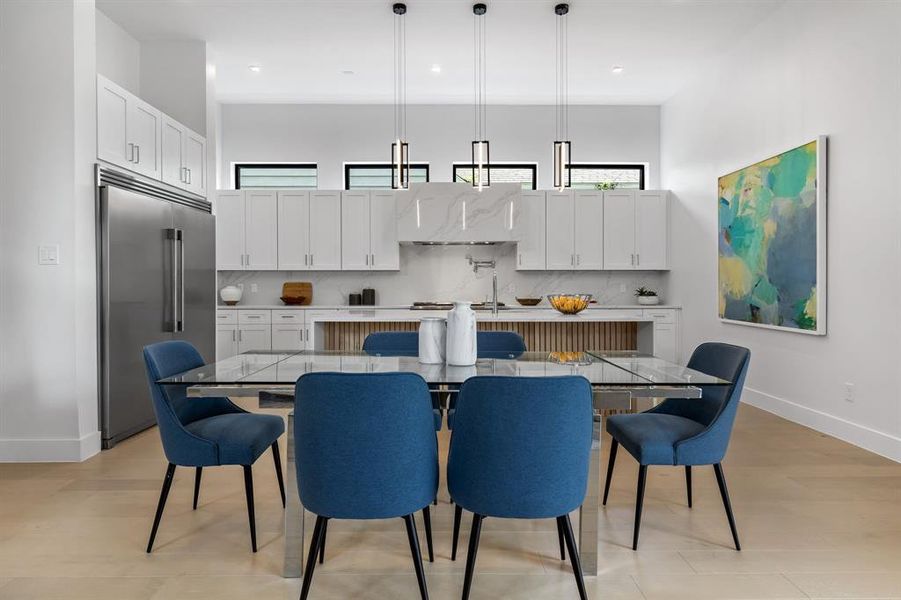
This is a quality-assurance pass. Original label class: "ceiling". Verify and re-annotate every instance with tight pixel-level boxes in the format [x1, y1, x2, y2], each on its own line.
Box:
[97, 0, 783, 105]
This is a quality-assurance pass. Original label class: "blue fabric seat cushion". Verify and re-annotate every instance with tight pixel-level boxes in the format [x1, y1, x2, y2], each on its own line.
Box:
[606, 413, 705, 466]
[185, 413, 285, 466]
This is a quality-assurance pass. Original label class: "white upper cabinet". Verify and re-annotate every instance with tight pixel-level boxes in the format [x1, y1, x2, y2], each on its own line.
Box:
[215, 190, 277, 271]
[244, 190, 279, 270]
[340, 191, 399, 271]
[341, 191, 371, 270]
[97, 75, 205, 196]
[215, 191, 245, 270]
[514, 191, 546, 270]
[277, 191, 311, 270]
[603, 190, 670, 270]
[545, 191, 575, 270]
[573, 190, 604, 270]
[308, 191, 342, 271]
[602, 190, 636, 269]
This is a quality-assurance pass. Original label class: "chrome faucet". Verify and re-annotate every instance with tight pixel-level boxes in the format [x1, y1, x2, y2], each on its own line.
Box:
[467, 255, 498, 315]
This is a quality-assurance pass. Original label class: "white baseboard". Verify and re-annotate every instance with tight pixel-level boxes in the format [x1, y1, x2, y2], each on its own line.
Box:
[742, 387, 901, 463]
[0, 430, 101, 462]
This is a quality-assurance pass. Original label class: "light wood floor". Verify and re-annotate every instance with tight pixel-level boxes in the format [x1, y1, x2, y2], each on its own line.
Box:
[1, 403, 900, 600]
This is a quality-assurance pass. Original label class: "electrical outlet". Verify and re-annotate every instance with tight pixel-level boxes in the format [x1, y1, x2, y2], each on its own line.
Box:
[619, 283, 626, 293]
[250, 283, 259, 293]
[844, 382, 855, 403]
[236, 283, 244, 290]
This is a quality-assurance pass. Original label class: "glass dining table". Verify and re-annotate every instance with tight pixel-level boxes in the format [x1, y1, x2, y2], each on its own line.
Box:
[159, 349, 729, 578]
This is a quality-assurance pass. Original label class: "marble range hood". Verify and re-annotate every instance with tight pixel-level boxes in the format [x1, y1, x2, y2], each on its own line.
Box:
[395, 182, 521, 245]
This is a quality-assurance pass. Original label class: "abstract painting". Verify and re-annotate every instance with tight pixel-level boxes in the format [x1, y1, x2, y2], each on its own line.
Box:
[718, 137, 827, 334]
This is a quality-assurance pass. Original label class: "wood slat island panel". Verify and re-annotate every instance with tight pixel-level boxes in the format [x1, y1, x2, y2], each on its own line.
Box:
[323, 320, 638, 352]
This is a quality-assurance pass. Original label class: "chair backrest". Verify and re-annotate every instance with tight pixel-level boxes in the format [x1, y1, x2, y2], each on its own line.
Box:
[143, 341, 237, 465]
[294, 372, 439, 519]
[447, 376, 593, 519]
[362, 331, 418, 356]
[476, 331, 527, 358]
[670, 342, 751, 464]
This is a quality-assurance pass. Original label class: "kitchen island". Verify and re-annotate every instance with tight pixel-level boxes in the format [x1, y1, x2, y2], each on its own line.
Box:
[217, 305, 681, 362]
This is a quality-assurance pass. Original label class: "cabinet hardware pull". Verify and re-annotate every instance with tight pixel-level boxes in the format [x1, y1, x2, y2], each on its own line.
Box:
[187, 168, 191, 184]
[128, 143, 135, 162]
[365, 254, 369, 266]
[636, 253, 640, 266]
[232, 330, 236, 341]
[310, 254, 314, 266]
[371, 253, 375, 266]
[304, 254, 308, 266]
[246, 254, 251, 267]
[135, 145, 140, 164]
[239, 330, 243, 342]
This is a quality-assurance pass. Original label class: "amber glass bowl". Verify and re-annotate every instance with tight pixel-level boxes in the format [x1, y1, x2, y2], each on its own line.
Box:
[547, 294, 592, 315]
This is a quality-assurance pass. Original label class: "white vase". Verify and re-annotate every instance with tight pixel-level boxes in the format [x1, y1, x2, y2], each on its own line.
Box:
[220, 285, 243, 305]
[446, 301, 477, 366]
[419, 317, 447, 364]
[637, 296, 660, 305]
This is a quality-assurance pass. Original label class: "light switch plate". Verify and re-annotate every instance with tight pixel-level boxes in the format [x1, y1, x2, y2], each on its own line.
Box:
[38, 244, 60, 265]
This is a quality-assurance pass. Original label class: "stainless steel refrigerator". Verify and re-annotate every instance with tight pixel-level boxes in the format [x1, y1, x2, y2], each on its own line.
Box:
[98, 167, 215, 449]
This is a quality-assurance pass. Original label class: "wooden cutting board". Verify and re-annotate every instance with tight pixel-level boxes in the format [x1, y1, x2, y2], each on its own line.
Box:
[281, 281, 312, 305]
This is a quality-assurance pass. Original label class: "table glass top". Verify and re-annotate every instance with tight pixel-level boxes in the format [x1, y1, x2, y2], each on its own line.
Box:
[158, 350, 730, 387]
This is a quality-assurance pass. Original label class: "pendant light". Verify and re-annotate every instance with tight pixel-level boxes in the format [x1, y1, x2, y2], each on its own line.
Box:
[471, 3, 489, 189]
[391, 3, 410, 189]
[553, 3, 571, 191]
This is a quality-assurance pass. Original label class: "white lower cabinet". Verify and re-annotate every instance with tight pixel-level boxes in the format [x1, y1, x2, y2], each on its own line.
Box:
[217, 309, 307, 357]
[643, 308, 679, 363]
[216, 324, 238, 360]
[271, 310, 306, 351]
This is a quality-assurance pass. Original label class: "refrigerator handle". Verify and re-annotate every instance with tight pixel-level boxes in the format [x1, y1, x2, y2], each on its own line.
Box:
[177, 228, 185, 332]
[166, 228, 178, 332]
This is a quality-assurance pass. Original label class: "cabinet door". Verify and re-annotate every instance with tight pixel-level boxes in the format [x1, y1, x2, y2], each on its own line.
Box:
[244, 190, 278, 270]
[271, 325, 305, 351]
[216, 324, 238, 360]
[603, 190, 636, 270]
[574, 190, 604, 270]
[545, 191, 575, 270]
[369, 190, 400, 271]
[341, 191, 371, 270]
[215, 191, 245, 270]
[515, 191, 546, 270]
[238, 325, 271, 353]
[277, 191, 310, 270]
[636, 191, 669, 270]
[184, 129, 206, 197]
[160, 115, 185, 189]
[653, 324, 677, 363]
[97, 76, 130, 168]
[309, 191, 342, 270]
[127, 97, 162, 179]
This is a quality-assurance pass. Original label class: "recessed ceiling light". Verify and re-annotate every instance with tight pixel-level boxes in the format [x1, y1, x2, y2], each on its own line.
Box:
[248, 64, 262, 73]
[611, 65, 624, 74]
[431, 64, 442, 74]
[341, 69, 355, 75]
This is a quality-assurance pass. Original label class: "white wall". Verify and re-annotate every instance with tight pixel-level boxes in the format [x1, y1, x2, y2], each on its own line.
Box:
[220, 104, 660, 190]
[95, 8, 139, 94]
[141, 41, 208, 134]
[661, 1, 901, 460]
[0, 0, 100, 461]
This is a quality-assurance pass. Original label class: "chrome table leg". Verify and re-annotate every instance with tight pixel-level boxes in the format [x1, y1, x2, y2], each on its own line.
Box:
[283, 411, 304, 578]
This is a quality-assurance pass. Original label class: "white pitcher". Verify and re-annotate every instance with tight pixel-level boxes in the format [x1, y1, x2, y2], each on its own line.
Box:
[418, 317, 447, 364]
[446, 301, 477, 366]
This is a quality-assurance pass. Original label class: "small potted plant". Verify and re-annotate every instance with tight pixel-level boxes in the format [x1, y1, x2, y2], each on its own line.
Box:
[635, 286, 660, 306]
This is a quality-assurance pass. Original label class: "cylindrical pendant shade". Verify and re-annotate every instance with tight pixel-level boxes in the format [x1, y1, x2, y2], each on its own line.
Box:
[471, 140, 490, 189]
[553, 140, 571, 190]
[391, 140, 410, 189]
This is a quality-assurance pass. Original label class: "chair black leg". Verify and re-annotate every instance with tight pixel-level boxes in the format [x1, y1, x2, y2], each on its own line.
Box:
[272, 442, 286, 509]
[633, 465, 647, 551]
[192, 467, 202, 510]
[713, 463, 741, 551]
[146, 463, 176, 553]
[685, 465, 693, 508]
[603, 438, 618, 506]
[300, 515, 327, 600]
[461, 514, 483, 600]
[403, 513, 430, 600]
[451, 504, 462, 561]
[558, 514, 589, 600]
[242, 465, 257, 552]
[556, 518, 566, 560]
[318, 519, 328, 564]
[422, 505, 434, 562]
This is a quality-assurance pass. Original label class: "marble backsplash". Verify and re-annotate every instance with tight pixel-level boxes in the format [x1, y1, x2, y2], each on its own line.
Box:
[218, 244, 666, 307]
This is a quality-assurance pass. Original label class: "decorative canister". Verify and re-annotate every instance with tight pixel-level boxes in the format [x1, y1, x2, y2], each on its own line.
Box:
[362, 288, 376, 306]
[446, 301, 477, 366]
[219, 285, 243, 305]
[418, 317, 447, 364]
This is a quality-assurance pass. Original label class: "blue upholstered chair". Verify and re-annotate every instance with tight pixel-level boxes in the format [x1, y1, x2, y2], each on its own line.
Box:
[603, 342, 750, 551]
[294, 372, 438, 600]
[447, 376, 593, 600]
[362, 331, 419, 356]
[142, 341, 286, 553]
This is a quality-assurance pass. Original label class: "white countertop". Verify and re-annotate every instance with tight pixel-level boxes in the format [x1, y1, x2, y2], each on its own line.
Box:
[219, 304, 680, 311]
